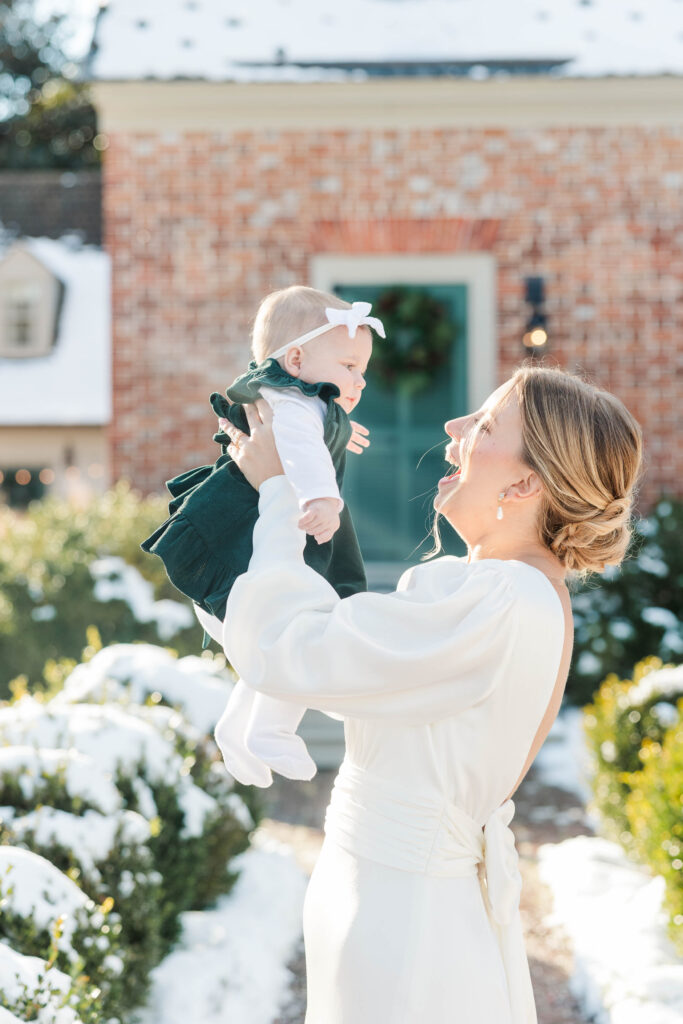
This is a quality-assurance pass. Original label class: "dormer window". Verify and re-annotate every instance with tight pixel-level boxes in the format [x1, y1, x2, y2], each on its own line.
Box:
[0, 243, 63, 359]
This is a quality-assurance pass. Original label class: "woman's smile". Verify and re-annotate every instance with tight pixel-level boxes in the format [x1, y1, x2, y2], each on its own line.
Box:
[438, 467, 461, 486]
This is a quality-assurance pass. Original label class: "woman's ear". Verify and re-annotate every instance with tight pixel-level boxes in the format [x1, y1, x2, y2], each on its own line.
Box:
[282, 346, 303, 378]
[505, 471, 543, 504]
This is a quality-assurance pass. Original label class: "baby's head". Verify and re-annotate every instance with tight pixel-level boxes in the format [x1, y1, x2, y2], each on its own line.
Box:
[251, 285, 373, 415]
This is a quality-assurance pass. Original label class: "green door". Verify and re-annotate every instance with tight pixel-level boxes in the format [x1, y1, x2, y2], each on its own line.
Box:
[334, 283, 468, 565]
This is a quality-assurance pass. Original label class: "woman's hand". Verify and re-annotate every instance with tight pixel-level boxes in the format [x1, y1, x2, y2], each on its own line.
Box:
[218, 400, 284, 490]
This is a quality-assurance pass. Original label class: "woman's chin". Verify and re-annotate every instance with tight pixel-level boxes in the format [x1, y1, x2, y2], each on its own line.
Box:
[434, 475, 461, 511]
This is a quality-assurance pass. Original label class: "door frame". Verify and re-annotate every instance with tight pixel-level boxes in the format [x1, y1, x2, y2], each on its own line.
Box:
[309, 252, 497, 409]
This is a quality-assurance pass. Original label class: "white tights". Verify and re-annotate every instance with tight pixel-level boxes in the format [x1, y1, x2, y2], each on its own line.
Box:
[213, 681, 317, 787]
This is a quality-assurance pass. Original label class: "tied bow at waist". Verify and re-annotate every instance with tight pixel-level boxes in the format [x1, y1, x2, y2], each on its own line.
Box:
[324, 761, 536, 1024]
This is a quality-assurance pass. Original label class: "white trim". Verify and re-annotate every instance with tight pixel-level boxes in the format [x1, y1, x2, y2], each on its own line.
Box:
[92, 78, 683, 132]
[310, 253, 497, 409]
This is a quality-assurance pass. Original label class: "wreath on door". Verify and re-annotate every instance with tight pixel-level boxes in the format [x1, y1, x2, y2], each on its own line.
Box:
[372, 287, 454, 395]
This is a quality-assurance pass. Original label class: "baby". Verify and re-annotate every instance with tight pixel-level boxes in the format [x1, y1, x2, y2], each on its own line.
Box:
[142, 285, 384, 786]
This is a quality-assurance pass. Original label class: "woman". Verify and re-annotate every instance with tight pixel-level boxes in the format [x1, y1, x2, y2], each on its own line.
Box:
[198, 364, 643, 1024]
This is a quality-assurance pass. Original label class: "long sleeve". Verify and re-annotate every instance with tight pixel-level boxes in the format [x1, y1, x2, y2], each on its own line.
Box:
[260, 386, 343, 511]
[216, 476, 526, 725]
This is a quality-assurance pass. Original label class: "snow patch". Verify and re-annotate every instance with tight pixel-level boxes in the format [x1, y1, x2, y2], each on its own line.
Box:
[134, 830, 307, 1024]
[539, 836, 683, 1024]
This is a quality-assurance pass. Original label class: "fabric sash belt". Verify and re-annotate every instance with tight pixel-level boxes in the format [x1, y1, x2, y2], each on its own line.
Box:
[324, 760, 537, 1024]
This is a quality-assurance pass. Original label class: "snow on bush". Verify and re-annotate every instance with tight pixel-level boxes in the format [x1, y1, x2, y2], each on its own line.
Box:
[90, 557, 194, 641]
[0, 846, 121, 965]
[6, 807, 151, 884]
[0, 643, 255, 1023]
[0, 942, 85, 1024]
[0, 746, 122, 814]
[52, 643, 233, 736]
[0, 697, 219, 838]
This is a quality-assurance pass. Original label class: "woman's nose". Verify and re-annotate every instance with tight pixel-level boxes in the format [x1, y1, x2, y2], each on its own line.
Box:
[445, 417, 462, 438]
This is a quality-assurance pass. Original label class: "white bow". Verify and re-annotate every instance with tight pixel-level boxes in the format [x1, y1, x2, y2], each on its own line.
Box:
[482, 799, 522, 927]
[325, 302, 386, 339]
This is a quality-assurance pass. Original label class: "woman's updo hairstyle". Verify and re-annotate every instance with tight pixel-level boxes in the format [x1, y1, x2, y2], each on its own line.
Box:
[512, 365, 643, 575]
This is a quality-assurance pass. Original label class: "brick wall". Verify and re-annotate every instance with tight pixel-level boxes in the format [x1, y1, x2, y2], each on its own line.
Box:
[104, 124, 683, 507]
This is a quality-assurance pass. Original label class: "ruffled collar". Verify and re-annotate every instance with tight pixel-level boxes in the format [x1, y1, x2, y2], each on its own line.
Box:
[226, 358, 342, 404]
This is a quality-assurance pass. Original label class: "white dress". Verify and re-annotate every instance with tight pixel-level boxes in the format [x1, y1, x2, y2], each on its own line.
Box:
[221, 476, 566, 1024]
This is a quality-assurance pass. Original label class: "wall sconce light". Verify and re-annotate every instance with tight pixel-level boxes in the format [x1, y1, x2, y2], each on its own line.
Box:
[522, 276, 549, 353]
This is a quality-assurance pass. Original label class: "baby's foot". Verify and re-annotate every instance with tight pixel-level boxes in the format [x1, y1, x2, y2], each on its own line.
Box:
[245, 729, 317, 782]
[214, 682, 273, 788]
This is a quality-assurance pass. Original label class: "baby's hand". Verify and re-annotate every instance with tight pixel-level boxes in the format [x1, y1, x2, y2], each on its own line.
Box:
[347, 421, 370, 455]
[298, 497, 341, 545]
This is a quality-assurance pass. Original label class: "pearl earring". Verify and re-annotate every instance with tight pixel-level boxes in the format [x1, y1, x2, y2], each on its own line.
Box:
[497, 493, 504, 521]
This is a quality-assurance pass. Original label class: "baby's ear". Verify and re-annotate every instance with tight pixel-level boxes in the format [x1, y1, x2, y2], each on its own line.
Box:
[282, 346, 303, 377]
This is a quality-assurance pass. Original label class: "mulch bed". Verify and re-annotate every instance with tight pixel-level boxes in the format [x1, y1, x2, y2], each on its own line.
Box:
[265, 764, 593, 1024]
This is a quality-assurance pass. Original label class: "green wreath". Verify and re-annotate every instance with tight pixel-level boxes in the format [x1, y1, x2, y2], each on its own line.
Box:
[372, 287, 454, 395]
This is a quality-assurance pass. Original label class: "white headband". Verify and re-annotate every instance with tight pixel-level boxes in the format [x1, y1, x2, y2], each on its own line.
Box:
[268, 301, 386, 360]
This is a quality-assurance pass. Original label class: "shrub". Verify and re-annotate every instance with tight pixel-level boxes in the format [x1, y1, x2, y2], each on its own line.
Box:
[582, 658, 682, 850]
[0, 644, 256, 1022]
[1, 806, 162, 1015]
[0, 846, 124, 1021]
[0, 483, 204, 700]
[624, 710, 683, 956]
[0, 938, 93, 1023]
[570, 497, 683, 704]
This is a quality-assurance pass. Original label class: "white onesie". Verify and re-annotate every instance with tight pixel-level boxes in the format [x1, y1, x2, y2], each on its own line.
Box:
[260, 385, 344, 511]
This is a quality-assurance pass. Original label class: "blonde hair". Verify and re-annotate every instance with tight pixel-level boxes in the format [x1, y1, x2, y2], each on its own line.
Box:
[427, 364, 643, 576]
[251, 285, 353, 363]
[511, 364, 643, 575]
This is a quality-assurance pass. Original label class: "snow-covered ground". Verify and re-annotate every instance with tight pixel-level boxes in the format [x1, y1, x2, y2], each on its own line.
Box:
[135, 829, 307, 1024]
[534, 704, 683, 1024]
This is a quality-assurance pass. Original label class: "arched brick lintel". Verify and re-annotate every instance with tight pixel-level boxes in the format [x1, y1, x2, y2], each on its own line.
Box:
[311, 218, 502, 254]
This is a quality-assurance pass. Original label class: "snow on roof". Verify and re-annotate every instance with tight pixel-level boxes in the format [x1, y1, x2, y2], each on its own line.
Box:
[0, 236, 110, 427]
[89, 0, 683, 81]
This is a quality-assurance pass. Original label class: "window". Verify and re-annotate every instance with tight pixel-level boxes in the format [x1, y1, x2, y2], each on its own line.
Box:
[3, 282, 42, 354]
[0, 466, 46, 508]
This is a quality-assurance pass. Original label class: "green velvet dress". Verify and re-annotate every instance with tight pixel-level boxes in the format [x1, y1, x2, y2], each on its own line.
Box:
[140, 358, 367, 624]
